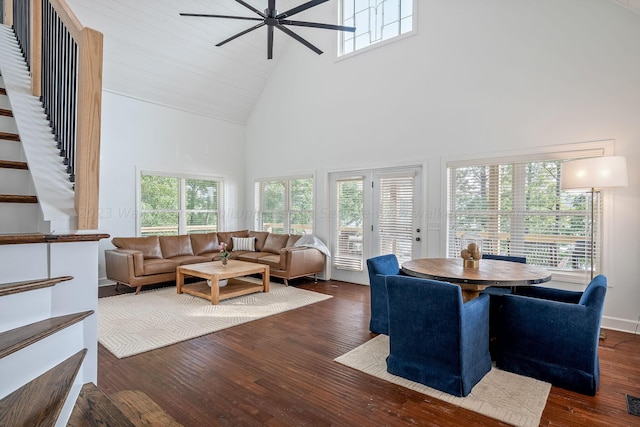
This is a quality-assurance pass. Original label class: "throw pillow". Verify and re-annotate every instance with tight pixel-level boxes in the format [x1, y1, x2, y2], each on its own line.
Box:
[232, 236, 256, 252]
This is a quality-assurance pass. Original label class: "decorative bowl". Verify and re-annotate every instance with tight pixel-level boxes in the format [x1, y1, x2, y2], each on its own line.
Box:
[207, 279, 228, 287]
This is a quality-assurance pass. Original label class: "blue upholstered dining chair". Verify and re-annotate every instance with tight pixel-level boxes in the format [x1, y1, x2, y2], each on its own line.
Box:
[495, 275, 607, 395]
[480, 254, 527, 358]
[385, 275, 492, 397]
[366, 254, 401, 335]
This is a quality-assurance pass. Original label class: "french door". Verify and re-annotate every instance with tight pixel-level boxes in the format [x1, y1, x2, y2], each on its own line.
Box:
[329, 166, 422, 284]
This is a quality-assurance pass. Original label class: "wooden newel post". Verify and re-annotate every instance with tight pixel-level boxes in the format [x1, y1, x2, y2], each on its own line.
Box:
[4, 0, 13, 26]
[30, 0, 42, 97]
[75, 27, 103, 230]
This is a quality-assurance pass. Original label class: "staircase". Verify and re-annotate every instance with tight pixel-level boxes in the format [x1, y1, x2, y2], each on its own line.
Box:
[0, 19, 182, 426]
[0, 74, 39, 233]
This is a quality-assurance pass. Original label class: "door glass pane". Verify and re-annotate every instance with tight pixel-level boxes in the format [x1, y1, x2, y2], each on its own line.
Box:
[335, 178, 364, 271]
[378, 174, 414, 264]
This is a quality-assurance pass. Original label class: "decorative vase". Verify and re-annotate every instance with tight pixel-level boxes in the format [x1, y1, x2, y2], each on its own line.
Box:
[207, 279, 228, 287]
[222, 257, 228, 266]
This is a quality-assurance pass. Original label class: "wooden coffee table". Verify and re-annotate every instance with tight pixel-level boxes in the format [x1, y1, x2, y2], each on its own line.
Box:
[176, 260, 270, 305]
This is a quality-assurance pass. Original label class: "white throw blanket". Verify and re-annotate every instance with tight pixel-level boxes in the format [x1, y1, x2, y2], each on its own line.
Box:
[294, 234, 331, 257]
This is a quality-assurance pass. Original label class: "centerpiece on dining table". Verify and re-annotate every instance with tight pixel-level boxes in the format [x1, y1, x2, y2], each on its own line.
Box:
[460, 237, 482, 268]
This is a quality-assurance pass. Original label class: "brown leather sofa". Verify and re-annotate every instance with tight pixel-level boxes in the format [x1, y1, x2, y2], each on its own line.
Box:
[104, 230, 326, 294]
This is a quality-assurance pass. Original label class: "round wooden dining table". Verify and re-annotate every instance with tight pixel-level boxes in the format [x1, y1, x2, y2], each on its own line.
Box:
[401, 258, 552, 301]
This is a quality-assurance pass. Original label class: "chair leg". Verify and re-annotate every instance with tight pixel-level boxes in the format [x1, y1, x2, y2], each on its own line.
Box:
[314, 274, 318, 283]
[284, 279, 289, 286]
[114, 282, 119, 291]
[135, 286, 142, 294]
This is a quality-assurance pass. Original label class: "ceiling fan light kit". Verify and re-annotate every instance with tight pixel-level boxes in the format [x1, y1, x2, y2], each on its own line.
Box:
[181, 0, 356, 59]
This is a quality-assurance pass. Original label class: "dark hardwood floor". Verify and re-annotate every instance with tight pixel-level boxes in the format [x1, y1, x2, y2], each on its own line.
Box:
[97, 279, 640, 426]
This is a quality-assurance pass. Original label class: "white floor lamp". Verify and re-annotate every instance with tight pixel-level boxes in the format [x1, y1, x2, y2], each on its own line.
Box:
[560, 156, 628, 280]
[561, 156, 628, 340]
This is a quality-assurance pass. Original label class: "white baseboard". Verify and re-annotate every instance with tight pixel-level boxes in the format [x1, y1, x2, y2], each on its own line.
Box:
[602, 315, 640, 335]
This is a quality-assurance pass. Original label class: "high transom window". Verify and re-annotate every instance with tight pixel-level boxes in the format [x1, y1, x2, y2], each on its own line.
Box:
[139, 172, 223, 236]
[340, 0, 414, 56]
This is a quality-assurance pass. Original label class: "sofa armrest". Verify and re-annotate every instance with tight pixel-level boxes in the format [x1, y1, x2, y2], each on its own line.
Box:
[105, 249, 145, 283]
[279, 247, 325, 276]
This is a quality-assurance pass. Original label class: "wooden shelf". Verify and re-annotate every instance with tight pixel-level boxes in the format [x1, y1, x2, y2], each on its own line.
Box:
[181, 278, 266, 303]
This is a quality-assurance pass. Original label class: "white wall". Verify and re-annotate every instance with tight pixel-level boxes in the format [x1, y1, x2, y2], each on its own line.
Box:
[246, 0, 640, 332]
[98, 92, 246, 280]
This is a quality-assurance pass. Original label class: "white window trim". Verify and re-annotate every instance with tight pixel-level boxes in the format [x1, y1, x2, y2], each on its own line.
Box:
[335, 0, 418, 61]
[136, 169, 225, 236]
[440, 140, 617, 285]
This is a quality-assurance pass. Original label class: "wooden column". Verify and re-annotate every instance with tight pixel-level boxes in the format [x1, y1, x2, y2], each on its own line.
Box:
[4, 0, 13, 26]
[74, 27, 103, 230]
[30, 0, 41, 97]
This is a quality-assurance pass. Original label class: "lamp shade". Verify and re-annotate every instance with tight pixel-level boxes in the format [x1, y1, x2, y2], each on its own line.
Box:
[560, 156, 628, 191]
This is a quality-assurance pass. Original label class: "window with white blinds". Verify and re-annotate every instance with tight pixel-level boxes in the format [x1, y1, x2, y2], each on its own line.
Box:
[447, 148, 606, 279]
[254, 176, 313, 235]
[378, 173, 415, 264]
[334, 177, 365, 271]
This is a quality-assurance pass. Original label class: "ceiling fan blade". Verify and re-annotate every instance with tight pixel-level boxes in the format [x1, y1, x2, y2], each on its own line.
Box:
[267, 25, 274, 59]
[275, 24, 323, 55]
[277, 0, 330, 19]
[235, 0, 266, 18]
[180, 13, 262, 22]
[280, 20, 356, 32]
[216, 23, 266, 47]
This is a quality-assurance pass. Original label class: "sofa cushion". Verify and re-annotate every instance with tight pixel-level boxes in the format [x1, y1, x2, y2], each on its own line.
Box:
[190, 233, 219, 256]
[159, 235, 195, 259]
[238, 252, 271, 262]
[286, 234, 302, 247]
[263, 233, 289, 254]
[171, 255, 211, 265]
[248, 231, 269, 251]
[257, 254, 282, 269]
[217, 230, 249, 251]
[232, 236, 256, 252]
[112, 236, 162, 259]
[143, 258, 180, 275]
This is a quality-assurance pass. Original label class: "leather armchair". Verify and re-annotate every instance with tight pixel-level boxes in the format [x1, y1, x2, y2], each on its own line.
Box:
[366, 254, 401, 335]
[495, 275, 607, 395]
[386, 275, 492, 397]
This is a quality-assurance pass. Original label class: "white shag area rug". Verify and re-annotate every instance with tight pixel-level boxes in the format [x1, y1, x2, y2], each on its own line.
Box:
[335, 334, 550, 427]
[98, 281, 332, 358]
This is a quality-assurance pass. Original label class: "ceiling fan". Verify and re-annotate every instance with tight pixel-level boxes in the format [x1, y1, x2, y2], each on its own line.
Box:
[180, 0, 356, 59]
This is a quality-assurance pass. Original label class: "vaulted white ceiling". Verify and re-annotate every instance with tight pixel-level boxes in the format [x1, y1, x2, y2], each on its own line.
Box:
[67, 0, 336, 124]
[67, 0, 639, 125]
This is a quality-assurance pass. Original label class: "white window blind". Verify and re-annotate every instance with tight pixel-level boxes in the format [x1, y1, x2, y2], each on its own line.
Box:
[378, 173, 415, 264]
[447, 149, 605, 278]
[334, 177, 364, 271]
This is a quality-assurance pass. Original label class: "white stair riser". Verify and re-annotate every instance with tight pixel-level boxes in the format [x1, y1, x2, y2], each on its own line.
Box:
[0, 139, 23, 160]
[0, 288, 52, 333]
[0, 167, 31, 193]
[0, 323, 87, 400]
[0, 203, 40, 233]
[0, 115, 18, 133]
[0, 243, 48, 281]
[0, 96, 11, 110]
